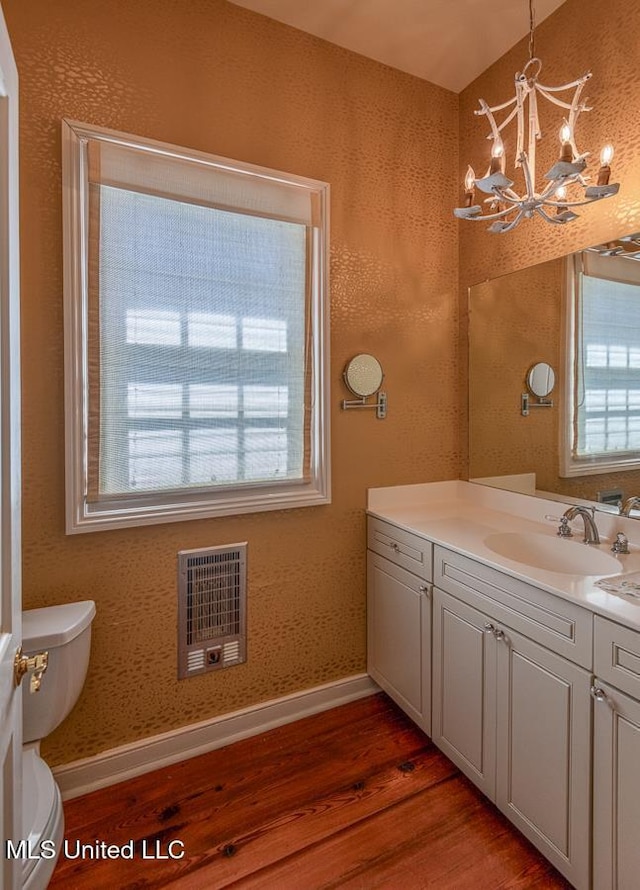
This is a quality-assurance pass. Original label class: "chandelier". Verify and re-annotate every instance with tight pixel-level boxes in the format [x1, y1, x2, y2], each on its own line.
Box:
[454, 0, 620, 233]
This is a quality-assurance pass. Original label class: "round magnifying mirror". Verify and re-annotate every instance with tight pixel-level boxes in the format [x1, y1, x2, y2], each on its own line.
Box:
[343, 354, 384, 397]
[526, 362, 555, 398]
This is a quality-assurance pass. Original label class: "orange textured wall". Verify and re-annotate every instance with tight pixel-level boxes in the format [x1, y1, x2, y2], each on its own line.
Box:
[459, 0, 640, 485]
[4, 0, 459, 764]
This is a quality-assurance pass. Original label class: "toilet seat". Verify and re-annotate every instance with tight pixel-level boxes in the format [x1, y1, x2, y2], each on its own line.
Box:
[22, 745, 64, 890]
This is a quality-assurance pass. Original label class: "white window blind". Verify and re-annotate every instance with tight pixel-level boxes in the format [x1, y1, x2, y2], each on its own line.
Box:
[562, 252, 640, 476]
[63, 121, 330, 532]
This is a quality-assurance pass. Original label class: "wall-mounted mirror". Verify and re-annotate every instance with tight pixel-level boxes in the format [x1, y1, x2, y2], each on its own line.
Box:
[342, 354, 387, 419]
[468, 230, 640, 514]
[527, 362, 555, 398]
[344, 354, 383, 397]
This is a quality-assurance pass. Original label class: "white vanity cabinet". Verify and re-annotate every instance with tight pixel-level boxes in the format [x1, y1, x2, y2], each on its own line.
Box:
[367, 517, 432, 734]
[432, 546, 592, 890]
[592, 617, 640, 890]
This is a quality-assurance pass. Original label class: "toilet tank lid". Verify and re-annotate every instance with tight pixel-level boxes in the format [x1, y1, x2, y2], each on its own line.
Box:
[23, 601, 96, 650]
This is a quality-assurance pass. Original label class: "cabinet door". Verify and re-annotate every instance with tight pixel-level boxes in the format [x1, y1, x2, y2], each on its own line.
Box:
[431, 587, 496, 798]
[367, 551, 431, 733]
[495, 626, 591, 890]
[593, 680, 640, 890]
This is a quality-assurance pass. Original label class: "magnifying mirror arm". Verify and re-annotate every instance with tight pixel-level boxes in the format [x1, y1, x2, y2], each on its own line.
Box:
[342, 392, 387, 420]
[521, 392, 554, 416]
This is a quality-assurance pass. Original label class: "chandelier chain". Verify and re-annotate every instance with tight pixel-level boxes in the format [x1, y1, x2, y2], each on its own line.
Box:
[528, 0, 535, 61]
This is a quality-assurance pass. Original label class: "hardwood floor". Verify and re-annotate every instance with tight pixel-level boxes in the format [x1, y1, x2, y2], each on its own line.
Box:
[49, 693, 572, 889]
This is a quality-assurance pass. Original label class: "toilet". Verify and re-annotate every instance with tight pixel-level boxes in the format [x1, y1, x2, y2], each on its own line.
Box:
[21, 600, 96, 890]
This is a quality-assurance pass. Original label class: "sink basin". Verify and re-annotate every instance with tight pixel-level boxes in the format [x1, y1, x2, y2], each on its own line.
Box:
[484, 532, 622, 576]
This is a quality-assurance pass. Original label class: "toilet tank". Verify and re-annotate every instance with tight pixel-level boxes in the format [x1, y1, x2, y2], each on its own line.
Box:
[22, 601, 96, 744]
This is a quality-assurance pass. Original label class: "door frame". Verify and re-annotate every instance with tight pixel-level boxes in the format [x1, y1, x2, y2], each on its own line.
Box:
[0, 3, 22, 887]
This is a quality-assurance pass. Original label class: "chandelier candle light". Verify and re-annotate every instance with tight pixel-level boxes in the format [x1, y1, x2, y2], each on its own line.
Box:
[455, 0, 620, 233]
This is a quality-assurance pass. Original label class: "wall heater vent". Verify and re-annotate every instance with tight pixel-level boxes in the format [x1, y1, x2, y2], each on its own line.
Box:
[178, 543, 247, 679]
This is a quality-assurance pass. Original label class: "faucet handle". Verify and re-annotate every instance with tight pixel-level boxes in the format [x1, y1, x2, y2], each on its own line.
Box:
[545, 515, 574, 538]
[611, 532, 630, 555]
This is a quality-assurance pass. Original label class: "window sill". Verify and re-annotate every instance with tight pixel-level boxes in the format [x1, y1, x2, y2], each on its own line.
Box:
[66, 484, 331, 533]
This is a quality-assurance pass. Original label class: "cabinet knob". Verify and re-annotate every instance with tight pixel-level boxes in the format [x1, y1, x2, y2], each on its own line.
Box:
[590, 684, 609, 703]
[483, 622, 507, 641]
[418, 585, 430, 595]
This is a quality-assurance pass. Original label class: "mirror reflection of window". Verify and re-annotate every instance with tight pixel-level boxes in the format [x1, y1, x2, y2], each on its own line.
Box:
[564, 251, 640, 475]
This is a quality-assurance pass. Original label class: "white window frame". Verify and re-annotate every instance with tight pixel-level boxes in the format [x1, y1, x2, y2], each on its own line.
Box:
[560, 252, 640, 478]
[62, 120, 330, 533]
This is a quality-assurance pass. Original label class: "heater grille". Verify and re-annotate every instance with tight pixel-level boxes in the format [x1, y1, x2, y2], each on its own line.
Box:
[178, 543, 247, 679]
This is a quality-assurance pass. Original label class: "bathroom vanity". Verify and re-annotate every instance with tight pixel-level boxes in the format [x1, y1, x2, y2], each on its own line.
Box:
[367, 481, 640, 890]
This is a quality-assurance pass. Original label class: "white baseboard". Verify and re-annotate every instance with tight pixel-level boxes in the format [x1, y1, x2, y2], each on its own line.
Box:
[53, 673, 379, 800]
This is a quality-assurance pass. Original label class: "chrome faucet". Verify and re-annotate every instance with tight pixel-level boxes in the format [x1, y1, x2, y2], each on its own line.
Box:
[562, 505, 600, 545]
[620, 496, 640, 517]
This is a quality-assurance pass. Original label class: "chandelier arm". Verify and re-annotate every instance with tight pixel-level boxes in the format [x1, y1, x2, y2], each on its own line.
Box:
[484, 192, 520, 211]
[528, 87, 540, 178]
[469, 206, 517, 222]
[515, 81, 527, 163]
[529, 86, 541, 140]
[497, 186, 525, 203]
[519, 152, 535, 200]
[476, 100, 503, 146]
[535, 72, 592, 92]
[543, 195, 603, 209]
[535, 207, 570, 225]
[493, 104, 520, 134]
[475, 95, 518, 116]
[566, 79, 591, 157]
[536, 207, 584, 226]
[536, 86, 591, 111]
[537, 175, 581, 202]
[534, 88, 584, 112]
[492, 211, 525, 233]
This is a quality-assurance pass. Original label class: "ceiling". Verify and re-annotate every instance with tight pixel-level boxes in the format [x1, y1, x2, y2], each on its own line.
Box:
[228, 0, 567, 93]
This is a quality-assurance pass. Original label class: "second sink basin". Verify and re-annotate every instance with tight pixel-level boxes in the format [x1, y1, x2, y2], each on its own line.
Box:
[484, 531, 622, 576]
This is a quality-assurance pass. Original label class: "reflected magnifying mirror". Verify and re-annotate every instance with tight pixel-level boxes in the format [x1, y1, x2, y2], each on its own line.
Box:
[521, 362, 555, 415]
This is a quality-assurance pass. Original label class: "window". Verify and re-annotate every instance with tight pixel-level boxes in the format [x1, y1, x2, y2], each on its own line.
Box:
[561, 251, 640, 477]
[63, 121, 330, 532]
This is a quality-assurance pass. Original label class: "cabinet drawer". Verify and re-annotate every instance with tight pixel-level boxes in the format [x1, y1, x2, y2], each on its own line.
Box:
[434, 546, 592, 668]
[367, 516, 432, 581]
[594, 616, 640, 700]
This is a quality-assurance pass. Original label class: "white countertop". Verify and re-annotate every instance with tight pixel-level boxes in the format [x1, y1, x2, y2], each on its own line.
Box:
[367, 480, 640, 631]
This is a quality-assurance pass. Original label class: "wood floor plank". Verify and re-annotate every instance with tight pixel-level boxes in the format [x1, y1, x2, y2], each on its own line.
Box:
[229, 775, 571, 890]
[58, 693, 407, 834]
[161, 748, 456, 888]
[51, 694, 429, 888]
[49, 693, 572, 890]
